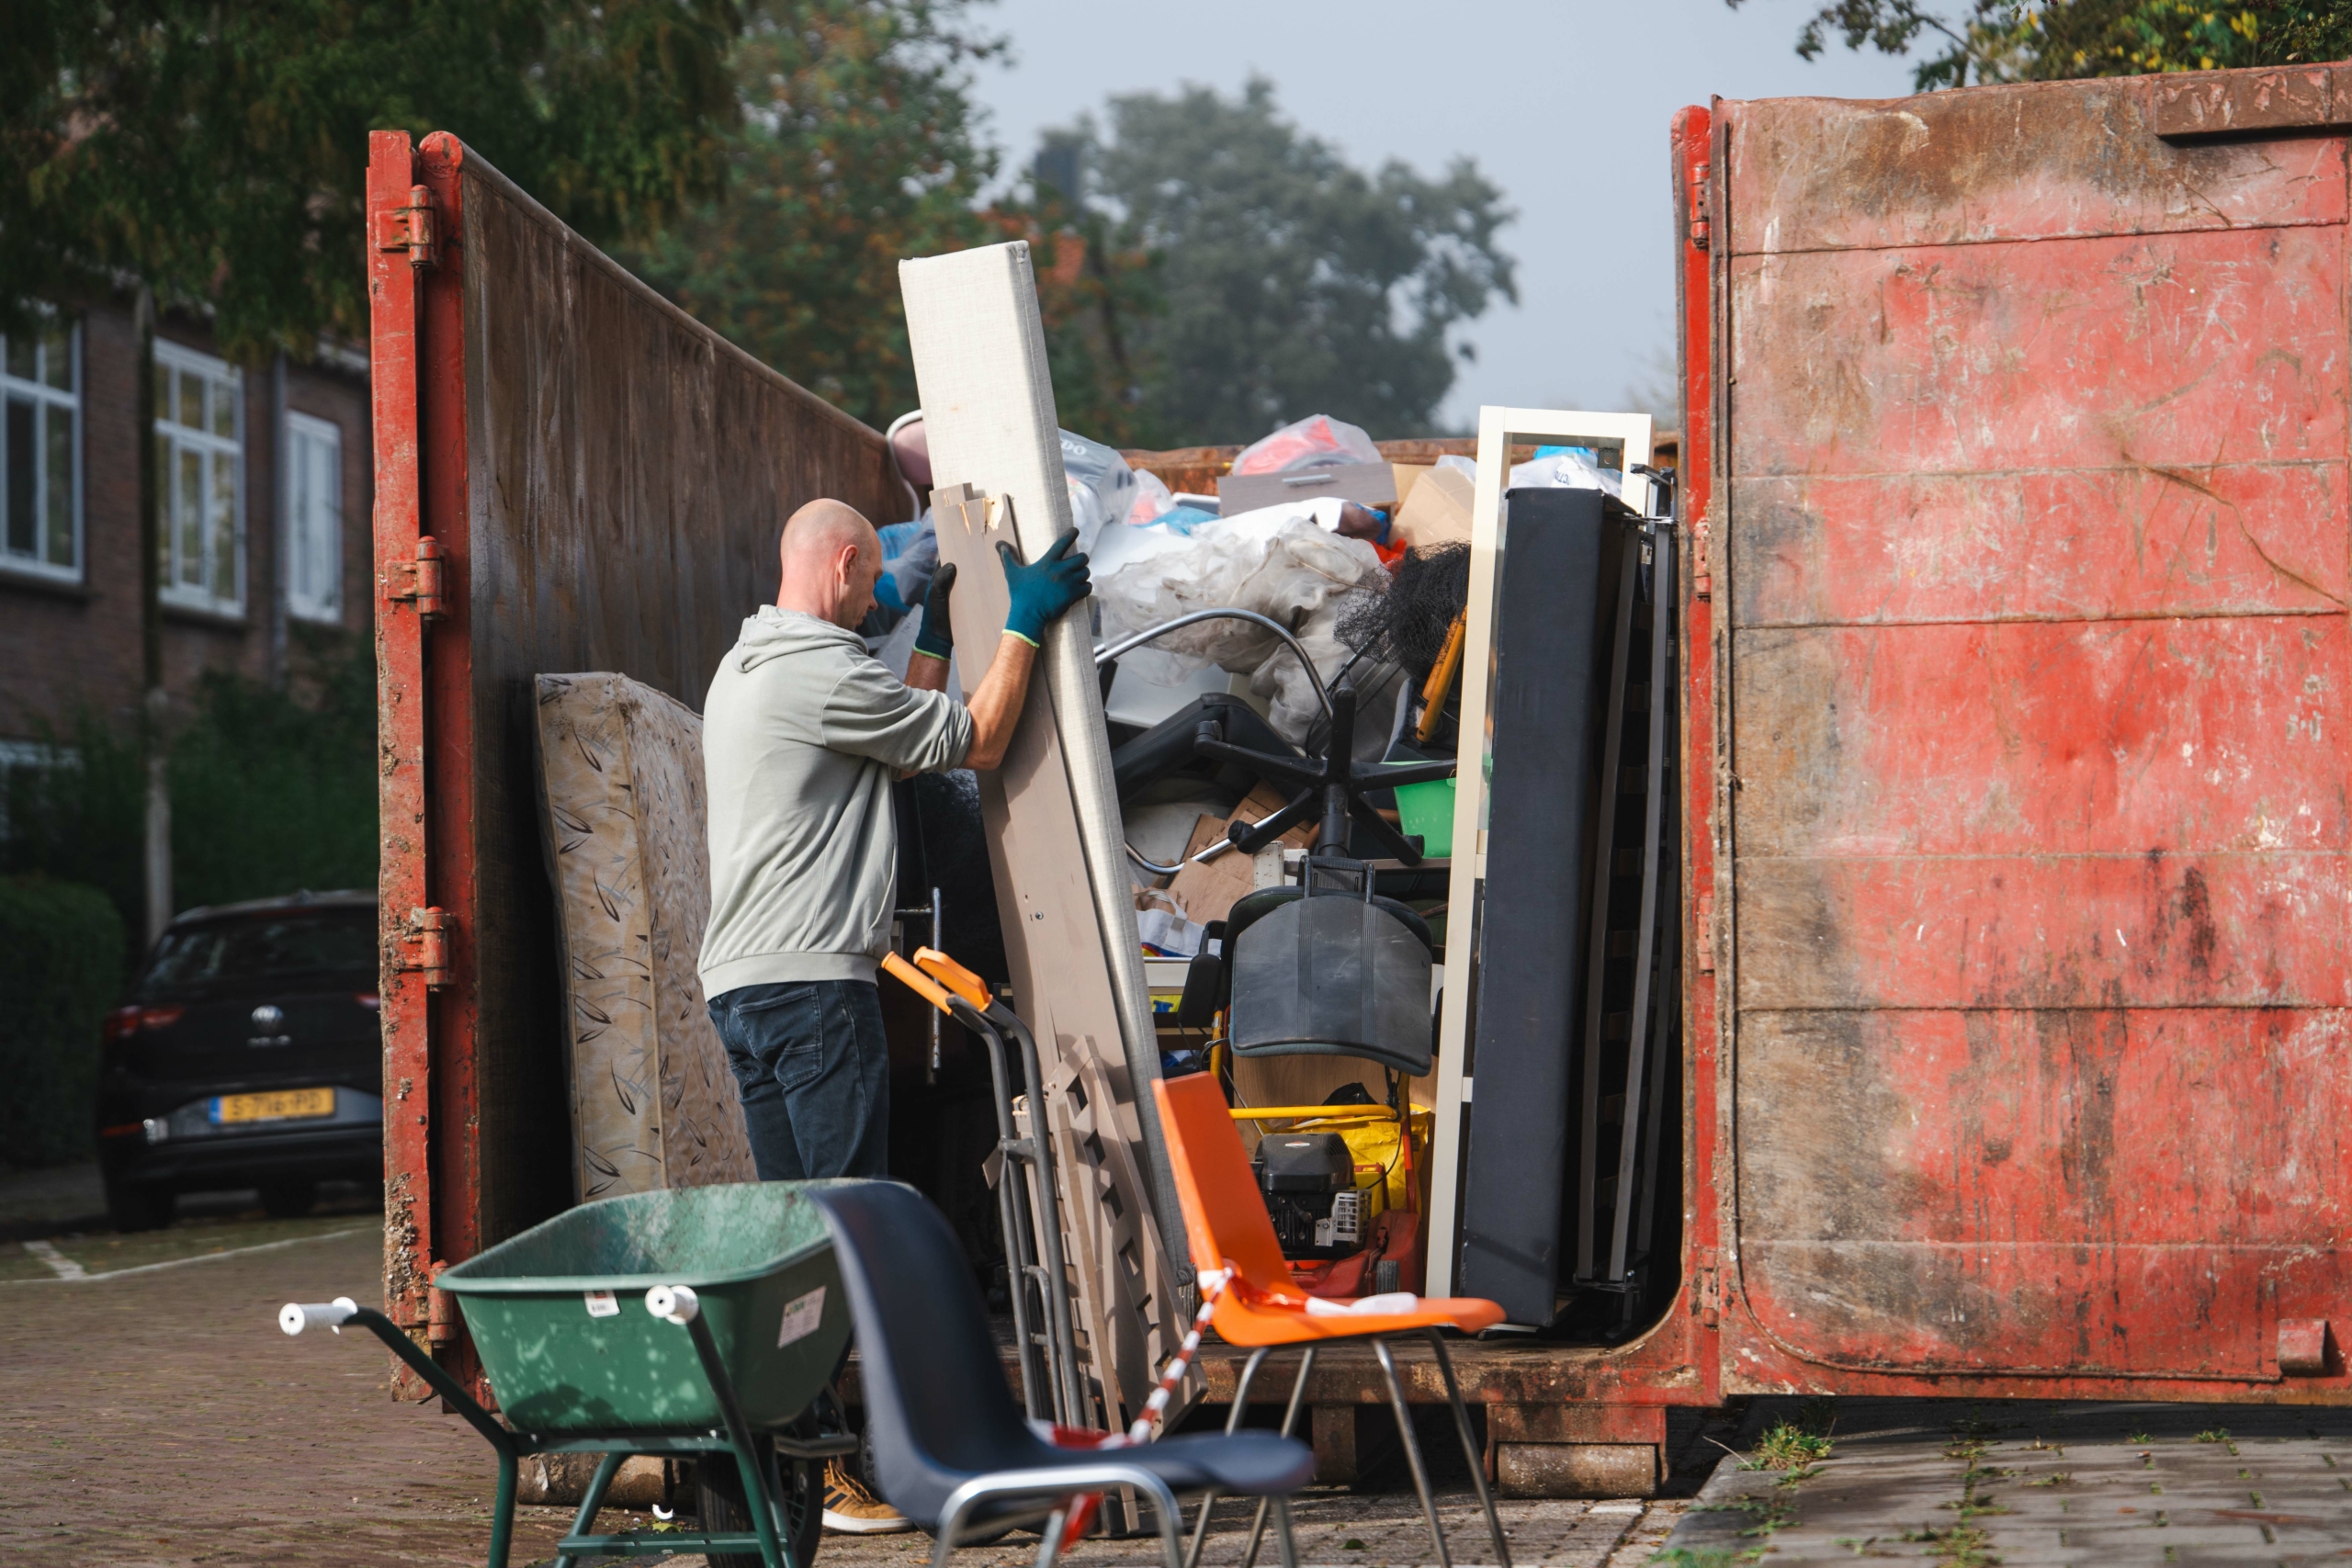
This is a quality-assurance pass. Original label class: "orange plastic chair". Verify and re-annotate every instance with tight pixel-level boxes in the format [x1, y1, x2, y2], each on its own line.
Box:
[1153, 1073, 1510, 1568]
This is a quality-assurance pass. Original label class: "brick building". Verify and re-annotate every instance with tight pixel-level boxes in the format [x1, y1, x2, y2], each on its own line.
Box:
[0, 299, 374, 761]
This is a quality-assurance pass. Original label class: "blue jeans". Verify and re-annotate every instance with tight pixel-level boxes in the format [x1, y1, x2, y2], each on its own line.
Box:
[708, 979, 889, 1180]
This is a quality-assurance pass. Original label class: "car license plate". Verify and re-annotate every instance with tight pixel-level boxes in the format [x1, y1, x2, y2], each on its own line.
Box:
[212, 1088, 335, 1124]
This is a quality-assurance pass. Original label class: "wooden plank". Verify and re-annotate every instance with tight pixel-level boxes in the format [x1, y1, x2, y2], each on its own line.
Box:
[1727, 227, 2346, 481]
[1730, 464, 2350, 628]
[899, 241, 1185, 1411]
[1724, 78, 2346, 255]
[1733, 619, 2350, 859]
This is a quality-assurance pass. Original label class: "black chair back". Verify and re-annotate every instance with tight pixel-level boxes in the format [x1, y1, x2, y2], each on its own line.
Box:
[808, 1181, 1046, 1524]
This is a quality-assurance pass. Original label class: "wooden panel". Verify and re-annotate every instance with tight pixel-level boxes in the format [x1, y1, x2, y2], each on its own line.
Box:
[424, 141, 899, 1259]
[1724, 78, 2346, 256]
[1727, 227, 2347, 479]
[1732, 463, 2349, 627]
[900, 241, 1185, 1427]
[1735, 1008, 2349, 1376]
[1734, 619, 2350, 859]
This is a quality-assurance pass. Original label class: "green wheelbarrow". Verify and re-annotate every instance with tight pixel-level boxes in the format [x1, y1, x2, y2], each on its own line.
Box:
[279, 1180, 861, 1568]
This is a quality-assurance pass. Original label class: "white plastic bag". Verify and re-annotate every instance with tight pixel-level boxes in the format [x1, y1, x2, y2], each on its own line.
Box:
[1246, 596, 1401, 754]
[1231, 413, 1381, 476]
[1126, 468, 1177, 526]
[1509, 447, 1623, 500]
[1060, 429, 1139, 553]
[1094, 502, 1386, 689]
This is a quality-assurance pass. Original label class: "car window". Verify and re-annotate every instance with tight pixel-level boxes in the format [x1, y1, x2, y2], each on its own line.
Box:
[137, 912, 376, 997]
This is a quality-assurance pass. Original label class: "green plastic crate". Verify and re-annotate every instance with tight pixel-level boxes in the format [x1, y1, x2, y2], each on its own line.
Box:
[1393, 774, 1455, 858]
[435, 1181, 853, 1434]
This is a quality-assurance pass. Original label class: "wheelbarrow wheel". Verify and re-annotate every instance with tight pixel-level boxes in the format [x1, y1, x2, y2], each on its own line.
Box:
[696, 1436, 821, 1568]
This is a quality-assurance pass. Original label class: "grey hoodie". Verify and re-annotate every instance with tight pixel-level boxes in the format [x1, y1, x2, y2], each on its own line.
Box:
[699, 607, 974, 994]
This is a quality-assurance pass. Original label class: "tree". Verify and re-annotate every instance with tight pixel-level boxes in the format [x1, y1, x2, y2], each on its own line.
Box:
[2, 0, 745, 355]
[5, 0, 743, 936]
[1055, 78, 1517, 446]
[1729, 0, 2352, 89]
[625, 0, 1003, 428]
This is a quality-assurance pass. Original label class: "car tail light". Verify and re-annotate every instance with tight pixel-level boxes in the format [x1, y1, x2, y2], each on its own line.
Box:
[356, 992, 381, 1010]
[103, 1004, 185, 1043]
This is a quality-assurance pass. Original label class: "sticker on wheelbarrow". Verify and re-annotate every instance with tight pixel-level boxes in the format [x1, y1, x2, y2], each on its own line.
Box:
[583, 1291, 619, 1318]
[776, 1286, 825, 1348]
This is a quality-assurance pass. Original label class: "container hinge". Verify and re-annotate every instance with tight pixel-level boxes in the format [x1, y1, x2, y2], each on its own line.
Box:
[1695, 893, 1715, 972]
[374, 184, 439, 270]
[1688, 162, 1711, 251]
[399, 907, 454, 990]
[1694, 1248, 1722, 1328]
[385, 535, 447, 620]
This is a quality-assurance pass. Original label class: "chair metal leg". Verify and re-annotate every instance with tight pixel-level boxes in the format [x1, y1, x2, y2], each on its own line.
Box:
[1373, 1337, 1451, 1568]
[1238, 1347, 1316, 1568]
[1272, 1497, 1299, 1568]
[550, 1450, 625, 1568]
[1184, 1347, 1271, 1568]
[1034, 1506, 1069, 1568]
[1424, 1328, 1510, 1568]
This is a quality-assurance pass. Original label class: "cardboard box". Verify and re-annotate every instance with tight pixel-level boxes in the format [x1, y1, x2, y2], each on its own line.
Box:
[1164, 783, 1316, 926]
[1391, 463, 1434, 507]
[1391, 461, 1474, 548]
[1216, 460, 1397, 515]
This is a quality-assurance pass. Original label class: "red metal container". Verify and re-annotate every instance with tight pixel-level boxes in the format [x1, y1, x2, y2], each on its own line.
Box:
[365, 130, 902, 1390]
[1688, 68, 2349, 1402]
[368, 66, 2348, 1441]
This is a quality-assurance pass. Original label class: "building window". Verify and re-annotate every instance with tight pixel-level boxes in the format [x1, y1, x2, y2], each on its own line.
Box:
[155, 341, 244, 616]
[284, 412, 343, 624]
[2, 319, 81, 582]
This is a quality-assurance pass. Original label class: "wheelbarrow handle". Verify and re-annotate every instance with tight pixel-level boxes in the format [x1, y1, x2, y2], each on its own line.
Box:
[277, 1295, 516, 1457]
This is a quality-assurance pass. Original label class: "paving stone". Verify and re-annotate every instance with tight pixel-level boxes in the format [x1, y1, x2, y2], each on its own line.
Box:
[1654, 1398, 2352, 1566]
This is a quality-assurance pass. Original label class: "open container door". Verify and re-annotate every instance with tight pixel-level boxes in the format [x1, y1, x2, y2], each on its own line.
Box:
[1699, 69, 2351, 1401]
[367, 130, 903, 1393]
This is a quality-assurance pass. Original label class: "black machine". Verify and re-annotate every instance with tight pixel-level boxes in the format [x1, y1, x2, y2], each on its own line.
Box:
[1251, 1132, 1363, 1259]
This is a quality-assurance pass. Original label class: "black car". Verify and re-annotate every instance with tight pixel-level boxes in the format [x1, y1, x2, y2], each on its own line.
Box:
[95, 890, 383, 1231]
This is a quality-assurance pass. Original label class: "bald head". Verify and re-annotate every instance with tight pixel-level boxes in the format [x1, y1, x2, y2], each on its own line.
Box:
[775, 498, 883, 629]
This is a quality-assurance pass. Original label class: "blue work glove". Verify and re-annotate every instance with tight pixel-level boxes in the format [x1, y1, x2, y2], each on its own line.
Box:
[998, 532, 1091, 647]
[911, 562, 957, 662]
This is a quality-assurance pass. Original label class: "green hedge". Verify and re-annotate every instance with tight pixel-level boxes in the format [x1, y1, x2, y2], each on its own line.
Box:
[0, 875, 125, 1168]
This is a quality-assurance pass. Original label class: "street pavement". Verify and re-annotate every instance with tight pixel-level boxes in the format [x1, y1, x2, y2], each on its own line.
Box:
[1658, 1397, 2352, 1565]
[5, 1166, 2347, 1566]
[0, 1177, 1681, 1566]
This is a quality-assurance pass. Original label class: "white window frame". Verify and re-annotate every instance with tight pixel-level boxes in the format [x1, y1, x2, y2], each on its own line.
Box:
[282, 410, 343, 625]
[155, 340, 246, 617]
[1423, 405, 1656, 1301]
[0, 318, 84, 583]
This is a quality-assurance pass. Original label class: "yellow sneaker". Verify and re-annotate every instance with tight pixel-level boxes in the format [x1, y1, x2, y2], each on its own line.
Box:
[822, 1456, 912, 1534]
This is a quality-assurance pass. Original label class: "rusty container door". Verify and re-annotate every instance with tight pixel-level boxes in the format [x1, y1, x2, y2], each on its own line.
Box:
[1700, 69, 2350, 1401]
[367, 130, 903, 1382]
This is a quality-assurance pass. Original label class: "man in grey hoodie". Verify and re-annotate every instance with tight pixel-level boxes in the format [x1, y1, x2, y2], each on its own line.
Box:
[700, 498, 1088, 1189]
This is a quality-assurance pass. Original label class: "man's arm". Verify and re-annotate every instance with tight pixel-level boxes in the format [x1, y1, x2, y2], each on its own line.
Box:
[958, 633, 1037, 770]
[905, 536, 1089, 772]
